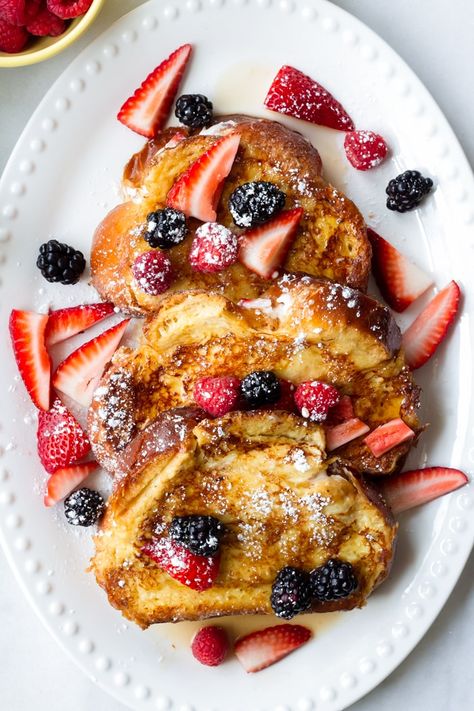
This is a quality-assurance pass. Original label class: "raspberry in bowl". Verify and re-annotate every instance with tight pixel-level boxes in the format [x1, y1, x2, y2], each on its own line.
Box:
[0, 0, 106, 68]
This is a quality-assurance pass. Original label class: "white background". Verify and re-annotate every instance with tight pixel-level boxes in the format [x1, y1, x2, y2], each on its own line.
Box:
[0, 1, 473, 709]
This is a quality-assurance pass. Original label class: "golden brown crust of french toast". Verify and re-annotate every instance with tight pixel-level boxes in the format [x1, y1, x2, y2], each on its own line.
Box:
[88, 276, 420, 477]
[90, 116, 370, 314]
[91, 410, 397, 627]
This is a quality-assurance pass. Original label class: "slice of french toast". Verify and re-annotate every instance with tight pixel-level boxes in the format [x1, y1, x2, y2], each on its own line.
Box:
[90, 115, 370, 314]
[91, 409, 397, 627]
[88, 275, 420, 477]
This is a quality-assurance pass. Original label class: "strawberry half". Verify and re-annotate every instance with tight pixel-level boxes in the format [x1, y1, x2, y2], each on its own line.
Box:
[234, 624, 311, 673]
[325, 418, 370, 451]
[142, 538, 220, 591]
[167, 133, 241, 222]
[53, 319, 130, 407]
[45, 302, 115, 347]
[9, 309, 51, 411]
[37, 398, 90, 473]
[117, 44, 192, 138]
[364, 418, 415, 458]
[368, 228, 433, 312]
[44, 461, 98, 507]
[402, 280, 461, 369]
[238, 207, 303, 279]
[264, 65, 354, 131]
[380, 466, 468, 514]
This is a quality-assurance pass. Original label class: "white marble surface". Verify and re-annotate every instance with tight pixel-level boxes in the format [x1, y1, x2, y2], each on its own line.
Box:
[0, 1, 473, 709]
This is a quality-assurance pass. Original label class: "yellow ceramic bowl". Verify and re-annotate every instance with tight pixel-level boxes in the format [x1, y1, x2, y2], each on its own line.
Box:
[0, 0, 106, 68]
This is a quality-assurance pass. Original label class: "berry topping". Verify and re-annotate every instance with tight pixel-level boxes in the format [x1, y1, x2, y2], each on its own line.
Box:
[402, 280, 460, 370]
[294, 381, 340, 422]
[37, 398, 90, 474]
[364, 418, 415, 458]
[189, 222, 238, 273]
[264, 65, 354, 131]
[191, 626, 229, 667]
[325, 418, 370, 452]
[132, 250, 173, 295]
[310, 559, 358, 602]
[45, 302, 115, 347]
[386, 170, 433, 212]
[0, 18, 28, 52]
[234, 624, 311, 673]
[175, 93, 213, 128]
[44, 461, 98, 507]
[169, 515, 225, 556]
[142, 537, 220, 591]
[9, 309, 51, 411]
[240, 371, 281, 408]
[53, 319, 130, 407]
[117, 44, 192, 138]
[144, 208, 187, 249]
[27, 6, 65, 36]
[261, 379, 296, 412]
[238, 207, 303, 279]
[167, 133, 241, 222]
[36, 239, 86, 285]
[64, 487, 105, 526]
[270, 566, 312, 619]
[344, 130, 388, 171]
[380, 466, 468, 515]
[46, 0, 93, 19]
[0, 0, 40, 26]
[368, 227, 433, 312]
[194, 376, 241, 416]
[229, 181, 286, 228]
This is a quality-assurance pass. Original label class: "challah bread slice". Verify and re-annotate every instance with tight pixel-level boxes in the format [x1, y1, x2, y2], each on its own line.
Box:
[91, 409, 397, 627]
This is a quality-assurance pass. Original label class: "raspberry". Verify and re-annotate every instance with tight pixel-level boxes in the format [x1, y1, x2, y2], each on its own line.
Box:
[260, 378, 296, 412]
[27, 6, 66, 35]
[294, 381, 340, 422]
[191, 626, 229, 667]
[46, 0, 93, 19]
[189, 222, 238, 273]
[194, 376, 240, 417]
[0, 17, 27, 51]
[344, 130, 388, 171]
[0, 0, 40, 26]
[132, 250, 173, 296]
[37, 398, 91, 474]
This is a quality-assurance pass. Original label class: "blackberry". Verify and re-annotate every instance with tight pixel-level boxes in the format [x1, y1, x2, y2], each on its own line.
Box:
[240, 371, 281, 408]
[309, 558, 358, 602]
[36, 240, 86, 285]
[270, 566, 312, 619]
[175, 94, 213, 129]
[169, 515, 225, 556]
[385, 170, 433, 212]
[229, 181, 286, 228]
[144, 208, 187, 249]
[64, 488, 105, 527]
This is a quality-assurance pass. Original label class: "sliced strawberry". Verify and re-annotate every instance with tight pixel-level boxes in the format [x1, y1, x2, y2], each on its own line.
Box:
[45, 302, 115, 347]
[368, 228, 433, 312]
[380, 466, 468, 514]
[326, 418, 370, 452]
[44, 461, 98, 507]
[142, 538, 220, 591]
[238, 207, 303, 279]
[37, 398, 90, 473]
[326, 395, 354, 425]
[9, 309, 51, 411]
[163, 130, 187, 150]
[167, 133, 241, 222]
[402, 280, 461, 369]
[264, 65, 354, 131]
[234, 624, 311, 673]
[53, 319, 130, 407]
[364, 418, 415, 458]
[117, 44, 192, 138]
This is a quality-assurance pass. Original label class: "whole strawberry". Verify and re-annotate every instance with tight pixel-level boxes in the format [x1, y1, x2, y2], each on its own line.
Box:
[37, 398, 91, 473]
